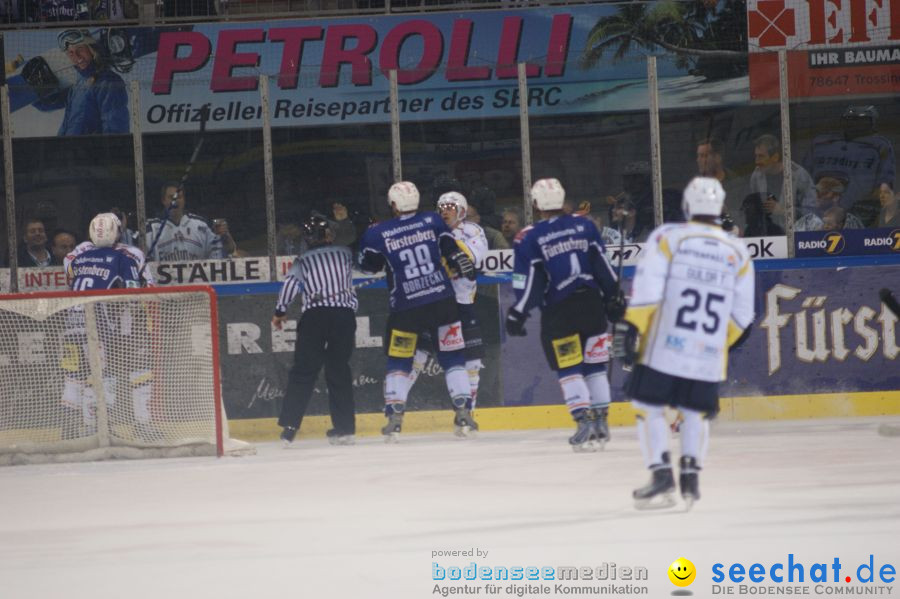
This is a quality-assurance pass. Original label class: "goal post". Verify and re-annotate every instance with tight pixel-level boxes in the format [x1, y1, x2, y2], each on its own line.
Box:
[0, 285, 250, 465]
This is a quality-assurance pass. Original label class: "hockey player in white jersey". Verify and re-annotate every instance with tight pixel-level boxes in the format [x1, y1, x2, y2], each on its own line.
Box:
[408, 191, 489, 411]
[614, 177, 755, 509]
[145, 183, 231, 261]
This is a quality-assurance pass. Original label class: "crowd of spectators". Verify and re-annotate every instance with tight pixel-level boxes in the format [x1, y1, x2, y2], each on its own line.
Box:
[0, 0, 219, 22]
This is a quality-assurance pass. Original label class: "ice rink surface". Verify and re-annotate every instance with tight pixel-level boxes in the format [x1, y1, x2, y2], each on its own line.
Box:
[2, 417, 899, 599]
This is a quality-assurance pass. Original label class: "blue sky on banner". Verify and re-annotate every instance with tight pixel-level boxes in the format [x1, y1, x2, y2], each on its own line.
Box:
[4, 6, 749, 137]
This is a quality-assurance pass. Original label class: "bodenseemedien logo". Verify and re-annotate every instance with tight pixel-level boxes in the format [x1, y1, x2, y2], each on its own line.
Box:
[669, 557, 696, 588]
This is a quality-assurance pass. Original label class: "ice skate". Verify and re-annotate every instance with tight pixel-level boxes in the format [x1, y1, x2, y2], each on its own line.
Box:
[679, 456, 701, 510]
[280, 426, 297, 447]
[593, 406, 610, 449]
[452, 400, 479, 438]
[382, 408, 404, 443]
[569, 409, 599, 452]
[633, 453, 676, 509]
[326, 429, 356, 446]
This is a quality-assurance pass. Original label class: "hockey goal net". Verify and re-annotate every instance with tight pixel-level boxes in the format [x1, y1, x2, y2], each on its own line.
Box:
[0, 285, 250, 465]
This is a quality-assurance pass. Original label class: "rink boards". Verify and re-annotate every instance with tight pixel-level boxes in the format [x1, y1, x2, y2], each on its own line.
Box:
[212, 257, 900, 439]
[2, 256, 899, 438]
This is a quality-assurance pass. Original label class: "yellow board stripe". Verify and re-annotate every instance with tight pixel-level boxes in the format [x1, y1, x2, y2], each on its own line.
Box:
[228, 391, 900, 441]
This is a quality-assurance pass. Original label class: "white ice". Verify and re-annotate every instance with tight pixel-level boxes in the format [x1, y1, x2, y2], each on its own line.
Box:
[2, 418, 899, 599]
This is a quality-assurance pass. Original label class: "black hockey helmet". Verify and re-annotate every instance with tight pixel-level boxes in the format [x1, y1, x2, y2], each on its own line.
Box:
[842, 105, 878, 135]
[301, 213, 333, 247]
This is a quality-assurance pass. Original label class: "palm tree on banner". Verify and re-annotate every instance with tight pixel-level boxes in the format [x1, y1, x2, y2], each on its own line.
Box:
[580, 0, 748, 79]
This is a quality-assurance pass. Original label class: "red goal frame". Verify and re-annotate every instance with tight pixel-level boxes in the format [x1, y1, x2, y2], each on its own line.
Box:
[0, 285, 224, 457]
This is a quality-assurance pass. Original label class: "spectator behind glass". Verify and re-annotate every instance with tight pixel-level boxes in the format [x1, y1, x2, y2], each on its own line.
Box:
[500, 207, 523, 246]
[277, 202, 357, 257]
[877, 182, 900, 228]
[795, 176, 864, 232]
[17, 218, 51, 267]
[469, 186, 501, 231]
[110, 207, 137, 246]
[696, 137, 745, 230]
[749, 134, 817, 229]
[609, 196, 649, 243]
[822, 206, 848, 231]
[50, 229, 77, 266]
[805, 105, 896, 227]
[740, 193, 785, 237]
[466, 204, 508, 249]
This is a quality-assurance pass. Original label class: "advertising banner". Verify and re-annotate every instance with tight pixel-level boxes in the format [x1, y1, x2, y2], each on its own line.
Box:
[747, 0, 900, 99]
[795, 227, 900, 258]
[3, 5, 749, 138]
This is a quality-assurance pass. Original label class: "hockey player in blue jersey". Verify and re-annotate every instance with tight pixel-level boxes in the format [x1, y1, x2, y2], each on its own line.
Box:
[505, 178, 625, 451]
[60, 213, 155, 442]
[68, 214, 142, 290]
[358, 181, 479, 441]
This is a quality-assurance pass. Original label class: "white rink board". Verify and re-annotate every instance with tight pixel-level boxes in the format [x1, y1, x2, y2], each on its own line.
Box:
[1, 418, 899, 599]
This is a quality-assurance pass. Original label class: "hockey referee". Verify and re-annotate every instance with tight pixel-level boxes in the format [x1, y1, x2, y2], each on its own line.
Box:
[273, 214, 358, 446]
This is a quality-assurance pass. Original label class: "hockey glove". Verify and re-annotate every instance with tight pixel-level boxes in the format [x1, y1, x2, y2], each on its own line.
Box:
[604, 289, 627, 323]
[611, 321, 639, 366]
[505, 309, 528, 337]
[449, 251, 477, 281]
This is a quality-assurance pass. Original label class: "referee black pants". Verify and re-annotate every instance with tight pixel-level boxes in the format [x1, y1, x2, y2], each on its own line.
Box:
[278, 307, 357, 434]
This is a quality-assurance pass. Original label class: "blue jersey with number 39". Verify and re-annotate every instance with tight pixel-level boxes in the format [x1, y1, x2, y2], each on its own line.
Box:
[511, 214, 618, 315]
[69, 246, 141, 291]
[359, 212, 455, 311]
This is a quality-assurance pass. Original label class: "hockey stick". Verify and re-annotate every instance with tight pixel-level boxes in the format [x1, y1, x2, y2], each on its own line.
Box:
[880, 288, 900, 318]
[141, 104, 210, 277]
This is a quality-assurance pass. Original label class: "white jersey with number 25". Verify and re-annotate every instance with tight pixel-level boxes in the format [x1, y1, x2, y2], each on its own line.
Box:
[629, 222, 755, 382]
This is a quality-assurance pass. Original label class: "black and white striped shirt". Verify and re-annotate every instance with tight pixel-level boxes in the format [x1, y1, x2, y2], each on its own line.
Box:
[275, 245, 358, 316]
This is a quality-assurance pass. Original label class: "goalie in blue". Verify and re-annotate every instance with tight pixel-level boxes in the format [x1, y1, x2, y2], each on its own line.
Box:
[358, 181, 479, 441]
[505, 178, 625, 452]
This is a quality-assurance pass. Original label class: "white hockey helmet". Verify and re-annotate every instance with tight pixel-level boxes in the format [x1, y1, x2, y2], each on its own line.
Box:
[437, 191, 468, 223]
[531, 178, 565, 211]
[682, 176, 725, 220]
[388, 181, 420, 213]
[89, 212, 121, 248]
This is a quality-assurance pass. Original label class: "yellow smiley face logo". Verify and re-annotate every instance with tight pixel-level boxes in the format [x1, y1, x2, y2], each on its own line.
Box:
[668, 557, 696, 587]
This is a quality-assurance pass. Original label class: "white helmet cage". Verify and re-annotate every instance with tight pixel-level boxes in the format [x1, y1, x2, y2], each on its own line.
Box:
[531, 178, 566, 211]
[388, 181, 420, 212]
[89, 212, 121, 248]
[682, 176, 725, 220]
[437, 191, 468, 223]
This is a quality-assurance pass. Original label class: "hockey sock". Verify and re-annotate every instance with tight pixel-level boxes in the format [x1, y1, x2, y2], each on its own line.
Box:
[558, 368, 591, 417]
[633, 401, 668, 468]
[408, 349, 429, 388]
[384, 356, 414, 410]
[444, 366, 471, 408]
[583, 363, 610, 409]
[130, 370, 152, 424]
[465, 359, 482, 409]
[679, 408, 709, 466]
